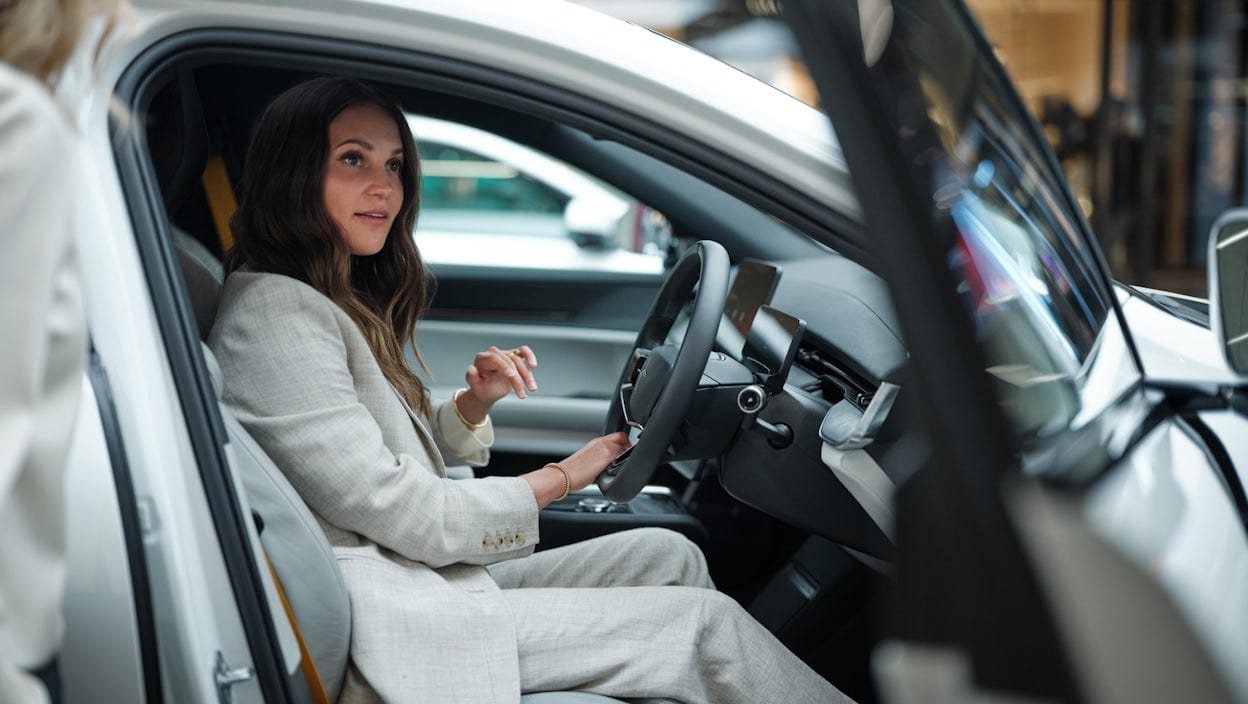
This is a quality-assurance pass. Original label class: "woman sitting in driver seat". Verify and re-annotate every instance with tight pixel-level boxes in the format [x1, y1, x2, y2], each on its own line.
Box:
[208, 76, 850, 704]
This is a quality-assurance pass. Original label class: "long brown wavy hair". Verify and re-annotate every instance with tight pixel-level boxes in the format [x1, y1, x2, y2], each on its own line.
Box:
[225, 77, 434, 416]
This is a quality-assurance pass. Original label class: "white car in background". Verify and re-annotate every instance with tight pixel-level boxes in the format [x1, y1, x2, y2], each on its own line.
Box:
[409, 114, 668, 274]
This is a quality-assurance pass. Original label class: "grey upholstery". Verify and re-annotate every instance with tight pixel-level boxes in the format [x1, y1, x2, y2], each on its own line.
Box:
[173, 227, 222, 340]
[174, 226, 224, 285]
[182, 245, 351, 698]
[203, 345, 353, 701]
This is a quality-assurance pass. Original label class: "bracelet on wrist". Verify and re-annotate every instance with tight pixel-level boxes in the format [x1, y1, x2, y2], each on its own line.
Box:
[452, 389, 489, 430]
[545, 462, 572, 501]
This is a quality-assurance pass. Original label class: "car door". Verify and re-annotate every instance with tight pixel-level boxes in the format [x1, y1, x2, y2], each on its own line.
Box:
[60, 361, 154, 704]
[782, 0, 1247, 701]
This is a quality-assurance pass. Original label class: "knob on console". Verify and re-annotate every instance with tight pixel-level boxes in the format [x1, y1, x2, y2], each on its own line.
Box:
[577, 497, 613, 513]
[737, 384, 766, 414]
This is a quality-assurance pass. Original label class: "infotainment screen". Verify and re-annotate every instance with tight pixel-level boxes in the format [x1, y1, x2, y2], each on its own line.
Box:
[724, 259, 781, 337]
[742, 305, 806, 393]
[719, 259, 781, 357]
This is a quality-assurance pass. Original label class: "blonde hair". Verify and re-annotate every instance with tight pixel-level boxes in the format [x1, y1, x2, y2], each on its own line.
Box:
[0, 0, 126, 86]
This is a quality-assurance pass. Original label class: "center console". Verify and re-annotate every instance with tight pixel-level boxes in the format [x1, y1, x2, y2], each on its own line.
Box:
[538, 485, 709, 550]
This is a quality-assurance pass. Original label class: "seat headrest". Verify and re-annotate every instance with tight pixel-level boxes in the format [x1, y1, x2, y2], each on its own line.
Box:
[147, 68, 209, 214]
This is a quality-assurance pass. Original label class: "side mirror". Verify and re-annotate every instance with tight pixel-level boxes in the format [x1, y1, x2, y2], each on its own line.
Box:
[563, 195, 626, 250]
[1208, 209, 1248, 374]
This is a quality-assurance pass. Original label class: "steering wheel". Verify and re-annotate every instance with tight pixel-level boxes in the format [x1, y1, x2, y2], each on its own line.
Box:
[598, 240, 730, 502]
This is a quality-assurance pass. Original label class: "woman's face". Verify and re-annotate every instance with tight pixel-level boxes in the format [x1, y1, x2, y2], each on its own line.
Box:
[323, 103, 405, 256]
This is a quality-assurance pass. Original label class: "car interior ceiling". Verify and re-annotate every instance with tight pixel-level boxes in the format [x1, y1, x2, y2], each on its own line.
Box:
[142, 59, 889, 701]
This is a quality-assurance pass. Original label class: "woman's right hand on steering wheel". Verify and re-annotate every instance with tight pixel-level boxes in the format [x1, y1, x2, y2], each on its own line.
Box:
[522, 432, 631, 508]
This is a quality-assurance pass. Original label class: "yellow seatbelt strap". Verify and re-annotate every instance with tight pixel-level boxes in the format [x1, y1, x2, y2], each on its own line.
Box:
[264, 555, 331, 704]
[201, 154, 237, 252]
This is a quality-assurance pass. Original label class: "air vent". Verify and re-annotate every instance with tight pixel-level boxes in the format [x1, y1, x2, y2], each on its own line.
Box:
[795, 345, 874, 410]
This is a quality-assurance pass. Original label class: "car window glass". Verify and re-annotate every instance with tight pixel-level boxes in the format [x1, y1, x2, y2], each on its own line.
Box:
[880, 2, 1121, 438]
[407, 115, 670, 274]
[417, 141, 568, 216]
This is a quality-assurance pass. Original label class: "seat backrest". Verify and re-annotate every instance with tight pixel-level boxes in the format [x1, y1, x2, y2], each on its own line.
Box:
[202, 343, 352, 701]
[178, 239, 351, 700]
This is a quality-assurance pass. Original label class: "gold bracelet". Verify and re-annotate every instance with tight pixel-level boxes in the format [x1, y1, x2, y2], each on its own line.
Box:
[452, 389, 489, 430]
[545, 462, 572, 501]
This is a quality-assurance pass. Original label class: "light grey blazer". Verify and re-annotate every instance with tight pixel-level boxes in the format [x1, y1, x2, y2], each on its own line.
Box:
[209, 271, 540, 703]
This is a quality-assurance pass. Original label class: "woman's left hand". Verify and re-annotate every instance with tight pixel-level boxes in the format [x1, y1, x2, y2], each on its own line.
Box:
[462, 345, 538, 411]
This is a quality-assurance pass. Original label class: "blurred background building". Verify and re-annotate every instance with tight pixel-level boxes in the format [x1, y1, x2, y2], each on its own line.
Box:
[576, 0, 1248, 296]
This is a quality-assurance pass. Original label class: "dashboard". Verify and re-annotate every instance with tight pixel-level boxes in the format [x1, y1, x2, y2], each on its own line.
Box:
[711, 253, 910, 560]
[720, 254, 906, 413]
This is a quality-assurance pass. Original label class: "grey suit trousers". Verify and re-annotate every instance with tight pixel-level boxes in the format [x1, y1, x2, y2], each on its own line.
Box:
[488, 528, 853, 704]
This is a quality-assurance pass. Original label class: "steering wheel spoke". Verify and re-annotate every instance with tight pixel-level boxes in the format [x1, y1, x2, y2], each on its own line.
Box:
[617, 383, 642, 430]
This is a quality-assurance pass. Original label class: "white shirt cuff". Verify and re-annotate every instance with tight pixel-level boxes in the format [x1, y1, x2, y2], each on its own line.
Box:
[435, 396, 494, 465]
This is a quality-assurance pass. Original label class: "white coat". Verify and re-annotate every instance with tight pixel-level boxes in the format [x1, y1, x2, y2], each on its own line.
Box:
[0, 62, 87, 704]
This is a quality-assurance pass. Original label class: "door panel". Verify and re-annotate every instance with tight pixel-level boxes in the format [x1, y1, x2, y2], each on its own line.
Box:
[414, 319, 637, 455]
[780, 0, 1107, 697]
[426, 264, 662, 330]
[417, 260, 663, 458]
[417, 320, 636, 398]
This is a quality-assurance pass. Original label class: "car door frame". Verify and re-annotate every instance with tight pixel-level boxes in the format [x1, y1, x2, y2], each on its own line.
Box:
[108, 38, 306, 704]
[60, 350, 159, 704]
[777, 0, 1143, 699]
